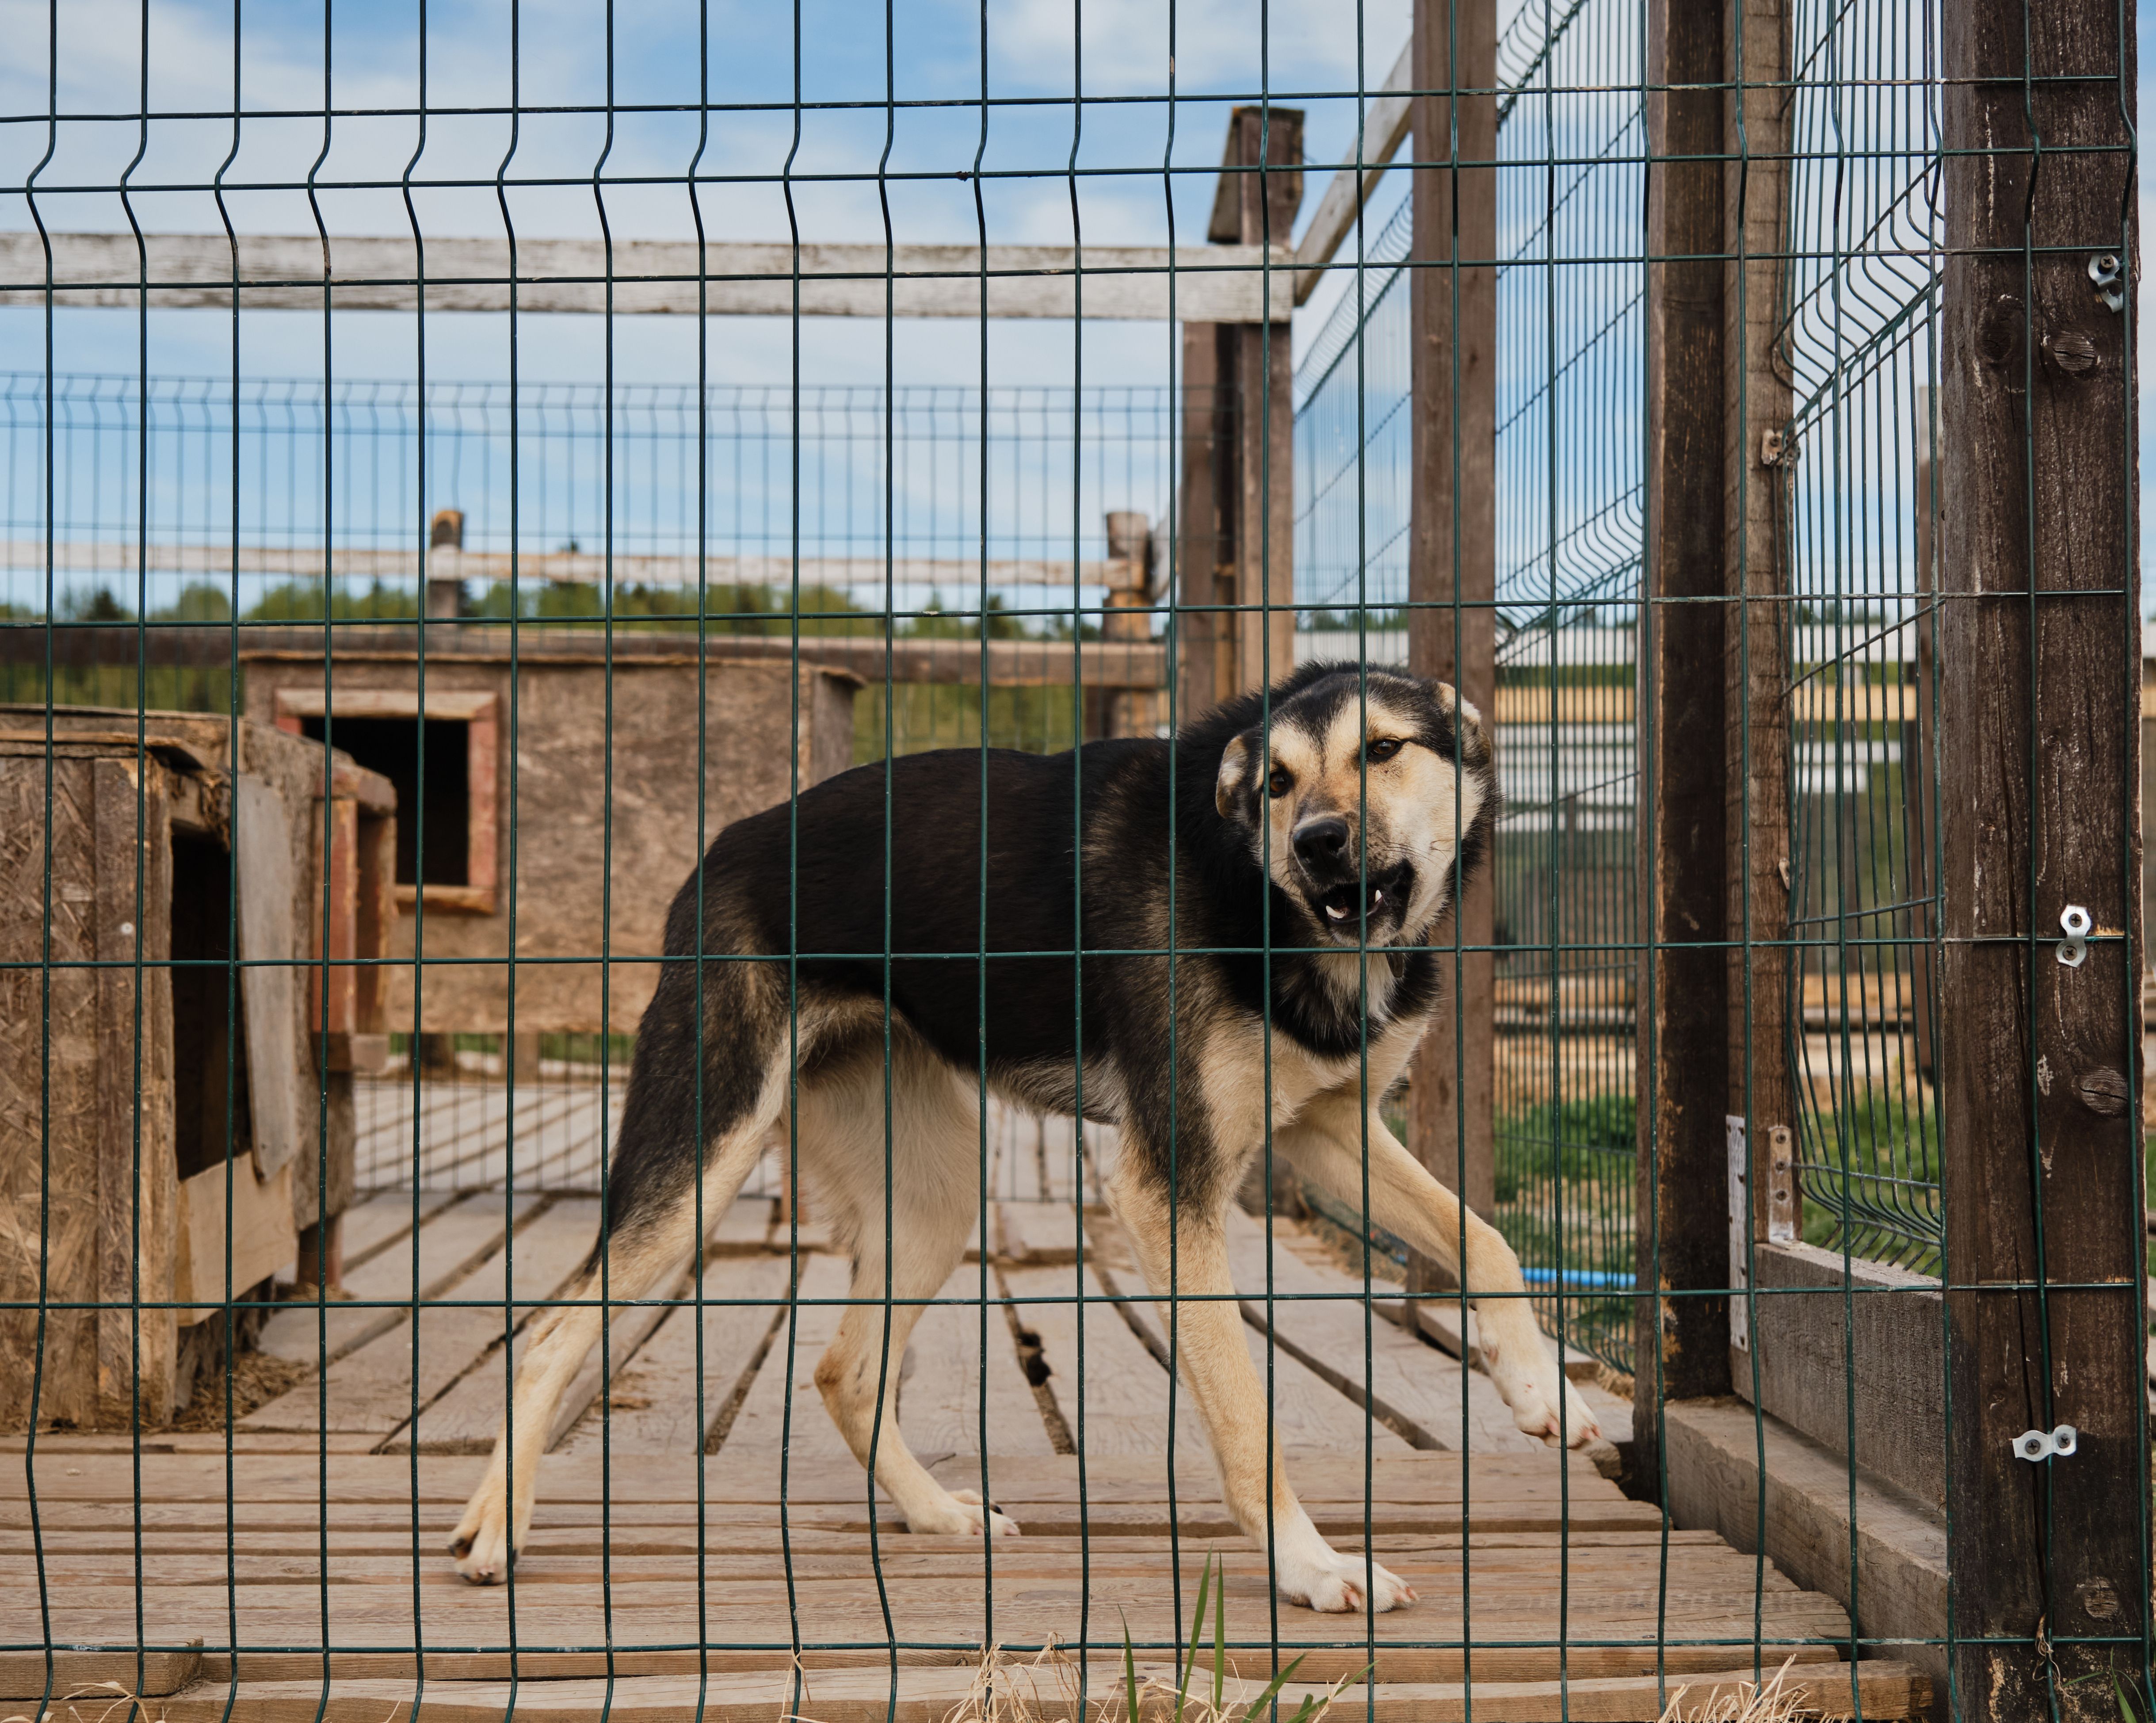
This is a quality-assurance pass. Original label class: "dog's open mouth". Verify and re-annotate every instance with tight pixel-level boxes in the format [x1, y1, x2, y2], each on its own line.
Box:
[1309, 863, 1413, 937]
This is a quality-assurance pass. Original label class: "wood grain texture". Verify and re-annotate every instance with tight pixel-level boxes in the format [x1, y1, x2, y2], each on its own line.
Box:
[554, 1250, 793, 1456]
[1405, 0, 1499, 1242]
[1001, 1261, 1212, 1457]
[712, 1252, 859, 1467]
[1940, 0, 2147, 1709]
[0, 756, 101, 1429]
[244, 1196, 584, 1436]
[234, 775, 303, 1181]
[1633, 0, 1732, 1458]
[0, 233, 1294, 323]
[1721, 0, 1795, 1235]
[898, 1263, 1057, 1459]
[92, 756, 178, 1426]
[1729, 1241, 1943, 1509]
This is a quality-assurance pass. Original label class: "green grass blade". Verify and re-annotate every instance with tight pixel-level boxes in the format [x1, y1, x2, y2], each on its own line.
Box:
[1120, 1609, 1141, 1723]
[1176, 1554, 1210, 1723]
[1211, 1559, 1226, 1713]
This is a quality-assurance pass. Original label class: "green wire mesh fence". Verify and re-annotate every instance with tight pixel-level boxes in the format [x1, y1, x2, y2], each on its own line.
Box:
[0, 0, 2146, 1717]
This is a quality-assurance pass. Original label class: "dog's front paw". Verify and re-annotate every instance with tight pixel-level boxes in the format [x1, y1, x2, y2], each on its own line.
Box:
[447, 1490, 519, 1584]
[906, 1486, 1020, 1537]
[1278, 1547, 1416, 1614]
[1486, 1342, 1601, 1450]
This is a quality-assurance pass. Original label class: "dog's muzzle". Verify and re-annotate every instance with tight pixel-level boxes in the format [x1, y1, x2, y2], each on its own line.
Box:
[1301, 859, 1416, 943]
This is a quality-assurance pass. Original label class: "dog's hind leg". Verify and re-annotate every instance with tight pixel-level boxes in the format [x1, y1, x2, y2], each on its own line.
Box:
[447, 959, 790, 1583]
[798, 1035, 1017, 1537]
[1276, 1090, 1601, 1450]
[1105, 1151, 1415, 1614]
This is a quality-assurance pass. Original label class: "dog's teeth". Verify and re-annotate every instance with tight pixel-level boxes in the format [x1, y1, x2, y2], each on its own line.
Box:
[1325, 902, 1348, 921]
[1371, 888, 1384, 906]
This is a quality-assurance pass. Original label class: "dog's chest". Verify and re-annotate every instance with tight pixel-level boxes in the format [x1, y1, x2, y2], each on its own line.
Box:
[1198, 1014, 1416, 1142]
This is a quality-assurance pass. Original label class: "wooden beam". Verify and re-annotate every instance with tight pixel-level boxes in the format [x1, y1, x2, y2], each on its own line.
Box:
[1940, 0, 2145, 1713]
[0, 620, 1163, 690]
[1633, 0, 1729, 1466]
[1404, 0, 1499, 1271]
[0, 232, 1293, 324]
[0, 538, 1133, 591]
[1291, 39, 1416, 305]
[1722, 0, 1797, 1276]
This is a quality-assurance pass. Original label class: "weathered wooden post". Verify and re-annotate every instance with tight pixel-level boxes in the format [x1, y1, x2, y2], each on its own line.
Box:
[1633, 0, 1734, 1471]
[1177, 106, 1302, 724]
[1940, 0, 2146, 1714]
[1404, 0, 1500, 1274]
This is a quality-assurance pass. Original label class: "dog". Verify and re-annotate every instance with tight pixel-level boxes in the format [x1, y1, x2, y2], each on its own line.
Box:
[448, 661, 1601, 1612]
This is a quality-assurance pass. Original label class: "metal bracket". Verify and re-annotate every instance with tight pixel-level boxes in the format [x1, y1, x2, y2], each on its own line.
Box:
[2013, 1425, 2080, 1462]
[1759, 428, 1786, 467]
[1727, 1118, 1751, 1352]
[2089, 252, 2126, 313]
[2057, 904, 2091, 968]
[1765, 1124, 1797, 1245]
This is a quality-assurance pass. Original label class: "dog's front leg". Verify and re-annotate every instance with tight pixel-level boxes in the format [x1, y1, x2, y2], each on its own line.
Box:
[1107, 1161, 1416, 1614]
[1280, 1093, 1601, 1450]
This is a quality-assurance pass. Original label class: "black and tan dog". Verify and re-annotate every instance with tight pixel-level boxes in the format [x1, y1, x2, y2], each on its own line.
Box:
[449, 661, 1600, 1611]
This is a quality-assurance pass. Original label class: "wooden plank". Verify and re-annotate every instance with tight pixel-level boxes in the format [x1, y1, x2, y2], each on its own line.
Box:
[1291, 40, 1416, 304]
[1723, 0, 1798, 1285]
[0, 233, 1294, 323]
[711, 1252, 859, 1467]
[555, 1252, 793, 1456]
[0, 539, 1135, 592]
[0, 1646, 202, 1700]
[255, 1193, 535, 1369]
[1732, 1240, 1943, 1509]
[109, 1656, 1928, 1723]
[1664, 1396, 1946, 1694]
[233, 775, 304, 1180]
[91, 756, 180, 1425]
[1214, 1208, 1536, 1454]
[244, 1199, 591, 1437]
[1002, 1262, 1211, 1457]
[899, 1264, 1056, 1458]
[1939, 0, 2146, 1713]
[338, 1189, 462, 1270]
[172, 1157, 298, 1323]
[1405, 0, 1499, 1238]
[1632, 0, 1731, 1461]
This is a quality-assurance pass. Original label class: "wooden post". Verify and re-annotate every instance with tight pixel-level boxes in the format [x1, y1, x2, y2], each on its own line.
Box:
[1940, 1, 2145, 1714]
[1633, 0, 1730, 1466]
[427, 508, 464, 621]
[1178, 107, 1303, 725]
[1404, 0, 1500, 1282]
[1722, 0, 1796, 1268]
[1101, 510, 1160, 739]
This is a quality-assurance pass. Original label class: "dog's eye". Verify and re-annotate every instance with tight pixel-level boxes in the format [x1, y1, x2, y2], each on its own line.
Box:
[1366, 738, 1404, 764]
[1267, 768, 1292, 798]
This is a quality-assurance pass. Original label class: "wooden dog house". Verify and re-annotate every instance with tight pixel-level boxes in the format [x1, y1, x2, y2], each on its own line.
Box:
[0, 710, 395, 1429]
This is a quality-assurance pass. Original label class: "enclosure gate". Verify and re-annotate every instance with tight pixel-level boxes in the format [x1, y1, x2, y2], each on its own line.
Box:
[0, 0, 2148, 1718]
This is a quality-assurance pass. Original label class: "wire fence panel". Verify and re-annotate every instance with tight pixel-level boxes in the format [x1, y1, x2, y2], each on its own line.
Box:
[0, 0, 2144, 1717]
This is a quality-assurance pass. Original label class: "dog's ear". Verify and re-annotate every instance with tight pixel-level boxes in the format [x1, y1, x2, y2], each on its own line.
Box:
[1214, 732, 1256, 821]
[1416, 676, 1492, 770]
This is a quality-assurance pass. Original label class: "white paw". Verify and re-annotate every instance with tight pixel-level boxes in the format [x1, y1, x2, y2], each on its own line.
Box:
[446, 1488, 520, 1585]
[1487, 1346, 1601, 1449]
[907, 1486, 1021, 1537]
[1278, 1547, 1416, 1614]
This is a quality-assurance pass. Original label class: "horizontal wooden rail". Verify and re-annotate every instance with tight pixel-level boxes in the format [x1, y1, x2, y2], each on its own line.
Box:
[0, 232, 1294, 323]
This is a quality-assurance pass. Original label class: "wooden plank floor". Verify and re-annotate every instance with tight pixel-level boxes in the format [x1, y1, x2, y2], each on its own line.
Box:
[0, 1188, 1923, 1718]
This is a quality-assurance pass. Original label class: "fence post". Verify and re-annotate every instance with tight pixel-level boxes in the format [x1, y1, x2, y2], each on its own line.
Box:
[1178, 108, 1303, 722]
[1633, 0, 1730, 1470]
[1721, 0, 1795, 1290]
[1940, 2, 2146, 1715]
[1404, 0, 1499, 1279]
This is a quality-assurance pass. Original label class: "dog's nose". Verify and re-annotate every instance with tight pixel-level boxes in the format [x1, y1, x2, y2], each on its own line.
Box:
[1293, 817, 1351, 868]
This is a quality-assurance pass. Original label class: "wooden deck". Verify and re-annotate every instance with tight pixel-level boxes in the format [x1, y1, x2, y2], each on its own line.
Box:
[1, 1192, 1927, 1719]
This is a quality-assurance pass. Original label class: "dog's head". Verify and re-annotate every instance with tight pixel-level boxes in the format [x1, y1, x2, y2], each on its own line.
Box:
[1210, 665, 1496, 947]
